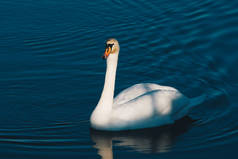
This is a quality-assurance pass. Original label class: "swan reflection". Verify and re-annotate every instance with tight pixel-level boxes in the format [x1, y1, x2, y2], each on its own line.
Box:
[91, 116, 194, 159]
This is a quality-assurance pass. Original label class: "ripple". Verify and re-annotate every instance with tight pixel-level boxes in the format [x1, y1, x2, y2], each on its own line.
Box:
[1, 0, 238, 158]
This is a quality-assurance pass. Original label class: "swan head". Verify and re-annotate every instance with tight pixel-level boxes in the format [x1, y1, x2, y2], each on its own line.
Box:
[102, 38, 120, 59]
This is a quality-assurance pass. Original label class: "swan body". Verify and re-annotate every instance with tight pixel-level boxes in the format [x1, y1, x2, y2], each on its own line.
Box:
[90, 38, 204, 131]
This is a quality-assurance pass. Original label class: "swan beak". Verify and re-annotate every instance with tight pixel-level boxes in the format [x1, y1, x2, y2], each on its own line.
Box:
[102, 47, 111, 59]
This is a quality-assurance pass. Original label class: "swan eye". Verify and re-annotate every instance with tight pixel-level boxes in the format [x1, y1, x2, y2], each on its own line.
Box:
[106, 43, 114, 49]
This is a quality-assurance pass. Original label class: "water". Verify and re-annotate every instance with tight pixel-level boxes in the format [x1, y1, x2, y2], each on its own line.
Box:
[0, 0, 238, 158]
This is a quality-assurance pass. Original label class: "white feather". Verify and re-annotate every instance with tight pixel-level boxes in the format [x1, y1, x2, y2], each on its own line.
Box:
[90, 39, 205, 131]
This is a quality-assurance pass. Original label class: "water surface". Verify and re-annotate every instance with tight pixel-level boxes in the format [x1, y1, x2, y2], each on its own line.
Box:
[1, 0, 238, 158]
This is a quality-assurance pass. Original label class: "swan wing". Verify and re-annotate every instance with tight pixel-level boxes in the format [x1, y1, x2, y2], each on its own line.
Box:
[109, 88, 189, 130]
[113, 83, 177, 106]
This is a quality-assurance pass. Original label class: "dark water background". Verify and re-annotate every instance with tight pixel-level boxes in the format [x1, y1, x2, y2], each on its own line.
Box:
[1, 0, 238, 158]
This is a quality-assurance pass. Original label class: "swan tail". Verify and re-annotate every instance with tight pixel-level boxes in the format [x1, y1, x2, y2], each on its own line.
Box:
[188, 88, 225, 108]
[172, 89, 224, 121]
[171, 94, 206, 121]
[188, 94, 206, 108]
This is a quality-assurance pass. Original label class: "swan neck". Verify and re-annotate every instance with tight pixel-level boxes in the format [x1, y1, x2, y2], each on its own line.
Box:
[90, 53, 119, 128]
[98, 53, 118, 109]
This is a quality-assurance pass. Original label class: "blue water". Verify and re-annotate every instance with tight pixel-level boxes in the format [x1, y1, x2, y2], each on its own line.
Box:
[1, 0, 238, 158]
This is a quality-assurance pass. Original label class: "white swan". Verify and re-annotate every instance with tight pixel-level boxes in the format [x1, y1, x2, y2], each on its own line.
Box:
[90, 38, 205, 131]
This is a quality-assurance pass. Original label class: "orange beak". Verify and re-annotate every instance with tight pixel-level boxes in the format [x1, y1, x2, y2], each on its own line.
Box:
[102, 47, 111, 59]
